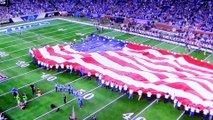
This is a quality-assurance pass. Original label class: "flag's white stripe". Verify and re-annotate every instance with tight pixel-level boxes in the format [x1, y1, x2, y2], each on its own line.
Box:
[106, 51, 179, 78]
[34, 46, 212, 106]
[133, 57, 194, 77]
[123, 48, 213, 77]
[38, 47, 67, 63]
[190, 77, 213, 92]
[53, 45, 84, 59]
[63, 45, 87, 55]
[110, 51, 194, 78]
[64, 57, 213, 108]
[89, 52, 213, 99]
[162, 77, 213, 99]
[143, 48, 213, 73]
[89, 52, 160, 82]
[50, 46, 213, 79]
[85, 53, 213, 99]
[38, 47, 213, 97]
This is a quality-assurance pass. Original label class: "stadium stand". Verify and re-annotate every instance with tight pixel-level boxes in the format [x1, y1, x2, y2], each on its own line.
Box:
[0, 0, 212, 32]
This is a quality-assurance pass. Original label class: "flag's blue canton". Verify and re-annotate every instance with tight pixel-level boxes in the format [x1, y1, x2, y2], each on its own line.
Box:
[72, 35, 126, 53]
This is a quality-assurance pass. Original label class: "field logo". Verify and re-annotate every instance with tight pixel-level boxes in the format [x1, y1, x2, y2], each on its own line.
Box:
[77, 89, 94, 100]
[16, 61, 29, 68]
[123, 113, 146, 120]
[41, 73, 57, 81]
[58, 28, 66, 31]
[76, 33, 85, 36]
[0, 51, 8, 58]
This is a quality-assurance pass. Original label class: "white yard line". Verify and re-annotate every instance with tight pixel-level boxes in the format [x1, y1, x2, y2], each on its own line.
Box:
[131, 99, 157, 120]
[153, 42, 165, 47]
[0, 60, 32, 72]
[3, 76, 85, 113]
[83, 94, 125, 120]
[59, 18, 213, 53]
[0, 25, 89, 53]
[0, 71, 66, 97]
[176, 111, 185, 120]
[169, 45, 179, 51]
[0, 25, 95, 64]
[187, 49, 195, 55]
[0, 54, 29, 63]
[0, 23, 82, 49]
[0, 68, 41, 84]
[204, 54, 212, 62]
[0, 21, 71, 44]
[34, 86, 101, 120]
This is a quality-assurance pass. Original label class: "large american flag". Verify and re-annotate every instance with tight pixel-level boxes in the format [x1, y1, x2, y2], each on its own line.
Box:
[32, 35, 213, 110]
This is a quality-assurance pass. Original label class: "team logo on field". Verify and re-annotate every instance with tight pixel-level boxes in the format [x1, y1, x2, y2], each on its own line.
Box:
[41, 73, 57, 81]
[0, 51, 8, 58]
[77, 89, 94, 100]
[58, 28, 65, 31]
[16, 61, 29, 68]
[123, 113, 146, 120]
[0, 73, 8, 82]
[76, 33, 85, 36]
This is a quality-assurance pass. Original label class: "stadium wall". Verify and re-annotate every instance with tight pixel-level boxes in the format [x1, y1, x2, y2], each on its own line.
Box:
[0, 11, 59, 25]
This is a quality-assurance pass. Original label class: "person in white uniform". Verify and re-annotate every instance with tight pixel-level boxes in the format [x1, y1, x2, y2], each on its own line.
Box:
[156, 92, 161, 103]
[128, 89, 134, 99]
[138, 90, 143, 101]
[146, 92, 152, 102]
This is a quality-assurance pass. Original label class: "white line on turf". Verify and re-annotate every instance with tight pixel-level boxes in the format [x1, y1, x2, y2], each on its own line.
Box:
[187, 49, 195, 55]
[59, 17, 213, 54]
[204, 54, 212, 61]
[0, 54, 29, 63]
[0, 23, 114, 86]
[0, 60, 32, 72]
[0, 21, 74, 44]
[169, 45, 179, 51]
[176, 111, 185, 120]
[34, 86, 101, 120]
[3, 76, 85, 113]
[4, 23, 117, 56]
[0, 25, 95, 64]
[0, 71, 66, 97]
[0, 21, 137, 97]
[131, 99, 157, 120]
[0, 68, 41, 84]
[83, 94, 125, 120]
[0, 25, 90, 53]
[0, 23, 84, 49]
[0, 18, 127, 65]
[153, 42, 165, 47]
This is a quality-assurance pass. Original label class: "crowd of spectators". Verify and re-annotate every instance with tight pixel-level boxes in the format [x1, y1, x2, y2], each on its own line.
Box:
[121, 23, 213, 51]
[59, 0, 213, 32]
[0, 0, 212, 32]
[0, 0, 56, 19]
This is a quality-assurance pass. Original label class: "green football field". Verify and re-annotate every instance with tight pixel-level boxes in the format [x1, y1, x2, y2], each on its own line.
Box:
[0, 17, 212, 120]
